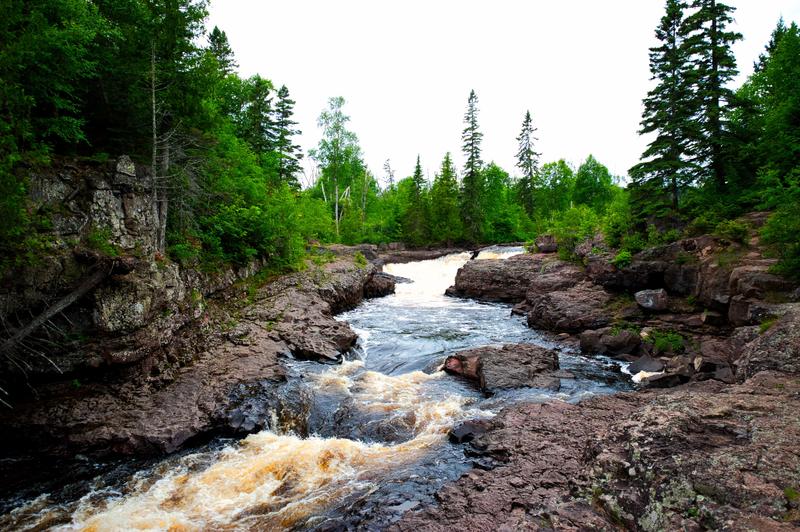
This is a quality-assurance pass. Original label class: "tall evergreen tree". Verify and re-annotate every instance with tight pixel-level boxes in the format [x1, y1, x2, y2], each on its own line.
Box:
[630, 0, 693, 212]
[681, 0, 742, 189]
[460, 89, 485, 242]
[402, 156, 429, 246]
[430, 152, 462, 245]
[238, 75, 276, 156]
[273, 85, 303, 189]
[515, 110, 541, 217]
[208, 26, 237, 74]
[754, 17, 787, 73]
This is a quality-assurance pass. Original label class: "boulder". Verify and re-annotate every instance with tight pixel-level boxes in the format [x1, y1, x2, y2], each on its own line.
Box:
[735, 304, 800, 380]
[629, 354, 664, 374]
[535, 234, 558, 253]
[444, 343, 560, 393]
[527, 282, 613, 333]
[579, 327, 641, 356]
[728, 295, 778, 326]
[447, 254, 578, 303]
[398, 374, 800, 531]
[363, 272, 396, 299]
[634, 288, 669, 311]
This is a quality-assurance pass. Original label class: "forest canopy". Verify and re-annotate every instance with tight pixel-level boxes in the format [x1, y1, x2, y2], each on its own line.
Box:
[1, 0, 798, 279]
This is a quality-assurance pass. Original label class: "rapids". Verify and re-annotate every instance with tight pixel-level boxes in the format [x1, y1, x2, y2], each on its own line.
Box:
[1, 247, 630, 531]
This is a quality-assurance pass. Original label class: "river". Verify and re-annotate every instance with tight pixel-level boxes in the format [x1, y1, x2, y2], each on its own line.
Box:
[1, 247, 630, 531]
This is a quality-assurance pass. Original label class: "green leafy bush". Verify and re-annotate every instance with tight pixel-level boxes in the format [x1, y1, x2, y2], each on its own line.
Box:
[546, 205, 600, 261]
[762, 200, 800, 281]
[611, 250, 632, 269]
[647, 329, 685, 353]
[354, 251, 367, 268]
[714, 219, 749, 243]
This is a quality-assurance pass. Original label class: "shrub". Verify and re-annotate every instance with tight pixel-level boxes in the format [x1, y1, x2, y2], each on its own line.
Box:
[354, 251, 367, 268]
[647, 329, 684, 353]
[85, 227, 120, 257]
[714, 220, 749, 243]
[611, 250, 632, 269]
[685, 215, 718, 237]
[601, 190, 634, 249]
[168, 242, 200, 265]
[547, 205, 600, 261]
[762, 200, 800, 281]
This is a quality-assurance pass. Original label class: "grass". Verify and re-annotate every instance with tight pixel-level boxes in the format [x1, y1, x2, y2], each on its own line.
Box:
[759, 315, 779, 334]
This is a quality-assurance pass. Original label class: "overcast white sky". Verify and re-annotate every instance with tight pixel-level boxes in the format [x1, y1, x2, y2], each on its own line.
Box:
[208, 0, 800, 186]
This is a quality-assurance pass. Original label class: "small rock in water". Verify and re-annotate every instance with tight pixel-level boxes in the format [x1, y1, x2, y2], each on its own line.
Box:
[629, 354, 664, 374]
[448, 420, 490, 444]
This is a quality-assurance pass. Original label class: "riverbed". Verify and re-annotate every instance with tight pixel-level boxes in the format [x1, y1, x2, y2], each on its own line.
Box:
[1, 247, 631, 531]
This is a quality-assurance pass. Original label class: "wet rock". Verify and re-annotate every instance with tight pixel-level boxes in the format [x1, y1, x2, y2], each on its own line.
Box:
[629, 354, 664, 374]
[634, 288, 669, 311]
[449, 419, 491, 444]
[397, 374, 800, 531]
[363, 272, 396, 299]
[579, 327, 641, 356]
[534, 234, 558, 253]
[444, 343, 560, 393]
[527, 281, 613, 333]
[379, 248, 463, 264]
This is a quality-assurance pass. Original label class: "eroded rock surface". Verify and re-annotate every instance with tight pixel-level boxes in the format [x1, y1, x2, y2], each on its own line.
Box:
[444, 344, 560, 393]
[397, 372, 800, 531]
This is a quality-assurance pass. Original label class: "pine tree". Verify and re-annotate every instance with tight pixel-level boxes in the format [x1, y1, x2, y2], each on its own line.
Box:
[630, 0, 693, 212]
[208, 26, 237, 74]
[515, 110, 540, 217]
[239, 75, 276, 155]
[754, 17, 787, 73]
[681, 0, 742, 189]
[402, 156, 429, 246]
[430, 153, 462, 245]
[460, 89, 485, 242]
[273, 85, 303, 189]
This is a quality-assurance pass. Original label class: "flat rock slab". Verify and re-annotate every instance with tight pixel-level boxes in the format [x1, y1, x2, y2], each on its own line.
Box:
[444, 343, 560, 393]
[395, 371, 800, 531]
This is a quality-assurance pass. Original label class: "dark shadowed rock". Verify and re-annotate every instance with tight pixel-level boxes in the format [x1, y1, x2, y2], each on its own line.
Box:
[629, 354, 664, 374]
[579, 327, 641, 356]
[363, 272, 396, 299]
[448, 419, 492, 444]
[444, 343, 560, 393]
[634, 288, 669, 311]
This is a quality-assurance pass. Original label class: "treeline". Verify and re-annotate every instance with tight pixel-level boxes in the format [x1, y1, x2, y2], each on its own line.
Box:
[1, 0, 311, 271]
[1, 0, 798, 279]
[626, 1, 800, 278]
[304, 91, 623, 250]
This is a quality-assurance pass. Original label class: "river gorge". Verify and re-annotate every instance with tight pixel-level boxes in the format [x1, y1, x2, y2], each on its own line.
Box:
[1, 247, 634, 531]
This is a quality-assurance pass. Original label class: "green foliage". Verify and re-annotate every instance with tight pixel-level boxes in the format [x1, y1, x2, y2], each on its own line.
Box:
[573, 155, 614, 212]
[647, 329, 685, 353]
[602, 189, 635, 248]
[612, 250, 633, 269]
[353, 251, 367, 268]
[85, 227, 120, 257]
[546, 205, 600, 261]
[714, 220, 749, 243]
[762, 197, 800, 280]
[759, 316, 779, 334]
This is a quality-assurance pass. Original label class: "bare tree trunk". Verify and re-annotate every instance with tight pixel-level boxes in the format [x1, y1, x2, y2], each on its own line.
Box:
[151, 42, 161, 253]
[334, 179, 340, 237]
[0, 268, 110, 357]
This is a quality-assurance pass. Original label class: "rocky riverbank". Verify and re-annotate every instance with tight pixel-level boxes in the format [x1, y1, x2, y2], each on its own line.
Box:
[398, 223, 800, 530]
[0, 157, 397, 458]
